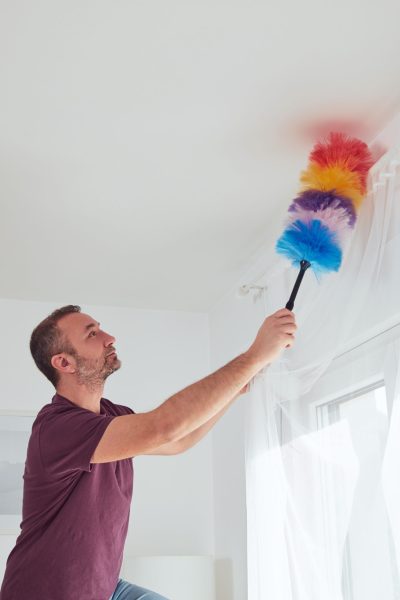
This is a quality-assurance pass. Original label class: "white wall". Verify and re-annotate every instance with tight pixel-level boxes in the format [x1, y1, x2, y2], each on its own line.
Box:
[0, 298, 214, 582]
[209, 279, 265, 600]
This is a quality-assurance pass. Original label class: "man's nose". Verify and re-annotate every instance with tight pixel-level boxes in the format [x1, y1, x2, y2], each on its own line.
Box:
[104, 332, 116, 346]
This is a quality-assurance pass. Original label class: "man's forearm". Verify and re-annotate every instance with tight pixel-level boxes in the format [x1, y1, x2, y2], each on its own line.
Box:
[175, 394, 237, 452]
[176, 382, 250, 451]
[156, 352, 262, 444]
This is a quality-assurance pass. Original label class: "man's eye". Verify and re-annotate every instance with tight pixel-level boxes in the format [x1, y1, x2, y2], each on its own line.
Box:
[89, 331, 97, 337]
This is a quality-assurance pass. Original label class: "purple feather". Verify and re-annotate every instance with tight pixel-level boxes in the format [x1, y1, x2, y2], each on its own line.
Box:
[288, 189, 357, 228]
[286, 205, 353, 242]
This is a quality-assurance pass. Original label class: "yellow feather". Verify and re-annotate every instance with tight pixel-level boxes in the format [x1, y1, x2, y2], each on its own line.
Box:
[300, 163, 364, 209]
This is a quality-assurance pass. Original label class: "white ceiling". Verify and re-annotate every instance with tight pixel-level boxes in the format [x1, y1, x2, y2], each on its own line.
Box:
[1, 1, 400, 312]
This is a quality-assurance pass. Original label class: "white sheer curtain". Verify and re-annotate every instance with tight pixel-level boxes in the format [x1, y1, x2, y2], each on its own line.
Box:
[245, 146, 400, 600]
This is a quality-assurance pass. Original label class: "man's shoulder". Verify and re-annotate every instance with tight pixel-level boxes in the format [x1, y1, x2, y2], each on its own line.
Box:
[32, 397, 135, 425]
[101, 398, 135, 416]
[35, 401, 58, 421]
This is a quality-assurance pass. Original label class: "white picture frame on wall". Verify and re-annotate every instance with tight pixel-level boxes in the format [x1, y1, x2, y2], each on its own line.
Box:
[0, 411, 36, 535]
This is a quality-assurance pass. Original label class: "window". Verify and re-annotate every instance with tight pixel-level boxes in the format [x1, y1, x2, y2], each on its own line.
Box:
[316, 383, 400, 599]
[285, 321, 400, 600]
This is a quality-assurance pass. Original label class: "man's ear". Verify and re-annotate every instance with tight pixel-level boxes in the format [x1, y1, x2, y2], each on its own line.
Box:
[51, 354, 76, 375]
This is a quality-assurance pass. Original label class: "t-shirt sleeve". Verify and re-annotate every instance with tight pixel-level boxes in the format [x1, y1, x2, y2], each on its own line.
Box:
[120, 405, 135, 415]
[39, 409, 116, 474]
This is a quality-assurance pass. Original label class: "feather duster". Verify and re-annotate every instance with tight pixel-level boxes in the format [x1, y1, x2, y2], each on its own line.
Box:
[276, 132, 374, 310]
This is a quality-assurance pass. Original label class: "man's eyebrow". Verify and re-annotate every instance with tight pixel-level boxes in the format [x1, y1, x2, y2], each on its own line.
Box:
[85, 321, 100, 331]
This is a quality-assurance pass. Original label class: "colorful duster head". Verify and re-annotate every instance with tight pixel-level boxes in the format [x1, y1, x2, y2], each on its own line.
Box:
[276, 132, 374, 275]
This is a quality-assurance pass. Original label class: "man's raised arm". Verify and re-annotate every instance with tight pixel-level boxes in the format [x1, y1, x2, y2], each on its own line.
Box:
[91, 308, 297, 463]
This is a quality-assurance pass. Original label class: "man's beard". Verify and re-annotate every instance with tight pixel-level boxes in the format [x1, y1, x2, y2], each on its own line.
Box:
[73, 353, 121, 391]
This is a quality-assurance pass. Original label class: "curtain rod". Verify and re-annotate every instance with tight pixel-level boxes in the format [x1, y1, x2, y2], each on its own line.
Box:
[333, 321, 400, 361]
[369, 144, 400, 175]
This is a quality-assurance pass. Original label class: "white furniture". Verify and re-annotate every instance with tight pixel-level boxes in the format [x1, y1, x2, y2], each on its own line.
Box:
[120, 555, 215, 600]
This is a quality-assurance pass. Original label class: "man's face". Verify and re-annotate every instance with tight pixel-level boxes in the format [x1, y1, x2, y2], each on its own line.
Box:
[56, 312, 121, 388]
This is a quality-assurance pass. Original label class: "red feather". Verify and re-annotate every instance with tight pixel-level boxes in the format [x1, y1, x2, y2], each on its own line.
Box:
[309, 132, 374, 192]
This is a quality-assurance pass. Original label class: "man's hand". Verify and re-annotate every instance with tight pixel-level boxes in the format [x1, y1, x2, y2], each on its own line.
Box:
[246, 308, 297, 367]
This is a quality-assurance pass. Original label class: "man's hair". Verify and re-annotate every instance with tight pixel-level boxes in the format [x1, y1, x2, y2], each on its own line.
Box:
[30, 305, 81, 388]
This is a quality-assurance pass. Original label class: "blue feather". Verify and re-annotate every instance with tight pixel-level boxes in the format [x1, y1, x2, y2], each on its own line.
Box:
[276, 219, 342, 274]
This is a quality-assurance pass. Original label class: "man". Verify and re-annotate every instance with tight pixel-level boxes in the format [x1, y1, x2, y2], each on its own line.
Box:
[0, 304, 296, 600]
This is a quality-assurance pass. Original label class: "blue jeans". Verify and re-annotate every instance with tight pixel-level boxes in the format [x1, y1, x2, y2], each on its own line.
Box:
[109, 578, 170, 600]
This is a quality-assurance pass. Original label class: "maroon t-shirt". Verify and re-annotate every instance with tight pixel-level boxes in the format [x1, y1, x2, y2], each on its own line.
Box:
[0, 393, 134, 600]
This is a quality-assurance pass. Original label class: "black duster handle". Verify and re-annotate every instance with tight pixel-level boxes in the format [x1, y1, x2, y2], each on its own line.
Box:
[285, 260, 311, 310]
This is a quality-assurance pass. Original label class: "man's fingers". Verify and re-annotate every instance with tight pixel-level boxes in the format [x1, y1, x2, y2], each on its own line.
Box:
[278, 318, 297, 326]
[274, 308, 294, 317]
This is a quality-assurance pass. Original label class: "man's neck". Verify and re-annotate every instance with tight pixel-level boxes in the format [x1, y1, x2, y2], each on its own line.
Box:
[55, 382, 105, 414]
